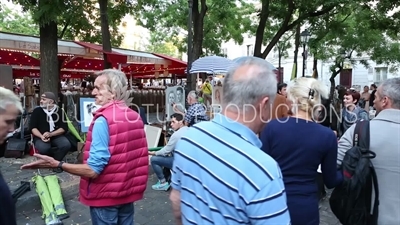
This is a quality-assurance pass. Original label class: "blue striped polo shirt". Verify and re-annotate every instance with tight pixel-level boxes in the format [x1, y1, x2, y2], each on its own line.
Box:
[171, 114, 290, 225]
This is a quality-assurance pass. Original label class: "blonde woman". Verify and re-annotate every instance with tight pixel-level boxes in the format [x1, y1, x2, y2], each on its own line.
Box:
[260, 77, 342, 225]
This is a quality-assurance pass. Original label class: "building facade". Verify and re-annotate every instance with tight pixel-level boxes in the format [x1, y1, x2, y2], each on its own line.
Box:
[221, 36, 399, 89]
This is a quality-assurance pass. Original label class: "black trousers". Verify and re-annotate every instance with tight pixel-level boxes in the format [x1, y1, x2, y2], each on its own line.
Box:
[34, 135, 71, 161]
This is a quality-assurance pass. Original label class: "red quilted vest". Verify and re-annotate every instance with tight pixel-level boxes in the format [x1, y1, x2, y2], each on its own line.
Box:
[79, 101, 148, 207]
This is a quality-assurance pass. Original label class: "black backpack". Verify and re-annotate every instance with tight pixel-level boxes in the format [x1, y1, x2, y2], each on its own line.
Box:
[329, 120, 379, 225]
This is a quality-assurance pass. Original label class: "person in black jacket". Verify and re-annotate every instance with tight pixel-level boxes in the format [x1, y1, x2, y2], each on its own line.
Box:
[316, 98, 337, 200]
[0, 87, 23, 225]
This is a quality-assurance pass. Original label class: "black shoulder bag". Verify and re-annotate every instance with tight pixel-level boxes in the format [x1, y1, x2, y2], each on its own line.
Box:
[4, 107, 29, 158]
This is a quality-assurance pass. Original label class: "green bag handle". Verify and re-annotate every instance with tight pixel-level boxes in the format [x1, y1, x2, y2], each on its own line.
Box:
[148, 147, 163, 151]
[62, 109, 84, 143]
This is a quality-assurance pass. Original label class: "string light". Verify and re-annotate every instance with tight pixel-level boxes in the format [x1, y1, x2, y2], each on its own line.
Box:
[1, 49, 187, 78]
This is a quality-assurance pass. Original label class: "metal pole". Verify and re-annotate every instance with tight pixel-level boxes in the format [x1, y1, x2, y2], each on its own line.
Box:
[302, 43, 306, 77]
[186, 0, 193, 89]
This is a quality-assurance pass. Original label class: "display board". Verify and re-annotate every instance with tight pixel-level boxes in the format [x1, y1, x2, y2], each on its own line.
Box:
[0, 64, 13, 91]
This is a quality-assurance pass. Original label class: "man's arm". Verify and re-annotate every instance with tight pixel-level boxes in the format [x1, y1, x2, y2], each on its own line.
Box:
[246, 178, 290, 225]
[31, 128, 43, 139]
[322, 134, 343, 188]
[155, 129, 183, 156]
[170, 147, 184, 225]
[170, 189, 182, 225]
[49, 128, 65, 137]
[61, 117, 110, 178]
[184, 107, 195, 125]
[30, 109, 42, 138]
[337, 124, 356, 165]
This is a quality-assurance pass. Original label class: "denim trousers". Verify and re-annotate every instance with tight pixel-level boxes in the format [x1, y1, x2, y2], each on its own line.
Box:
[150, 155, 174, 180]
[90, 203, 134, 225]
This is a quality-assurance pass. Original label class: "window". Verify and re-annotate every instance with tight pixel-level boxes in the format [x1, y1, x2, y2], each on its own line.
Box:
[374, 67, 388, 82]
[246, 44, 254, 56]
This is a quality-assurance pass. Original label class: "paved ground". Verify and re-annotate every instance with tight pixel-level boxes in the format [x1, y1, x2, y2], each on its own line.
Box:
[16, 173, 175, 225]
[16, 172, 340, 225]
[2, 112, 340, 224]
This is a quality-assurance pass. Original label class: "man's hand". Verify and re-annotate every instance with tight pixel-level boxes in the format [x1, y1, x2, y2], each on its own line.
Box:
[148, 151, 155, 155]
[41, 135, 50, 142]
[20, 154, 59, 169]
[43, 132, 52, 138]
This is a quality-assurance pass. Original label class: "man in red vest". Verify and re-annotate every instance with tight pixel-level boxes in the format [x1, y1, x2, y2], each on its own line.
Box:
[21, 69, 149, 225]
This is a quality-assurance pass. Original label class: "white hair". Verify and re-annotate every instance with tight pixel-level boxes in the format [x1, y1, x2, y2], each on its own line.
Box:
[0, 87, 23, 113]
[188, 90, 197, 100]
[287, 77, 329, 118]
[381, 77, 400, 109]
[222, 57, 277, 112]
[96, 69, 128, 101]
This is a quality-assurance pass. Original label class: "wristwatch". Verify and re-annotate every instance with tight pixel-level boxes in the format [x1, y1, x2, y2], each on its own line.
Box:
[57, 161, 65, 171]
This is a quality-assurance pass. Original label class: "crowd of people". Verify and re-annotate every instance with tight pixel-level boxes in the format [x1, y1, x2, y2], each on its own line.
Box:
[0, 56, 399, 225]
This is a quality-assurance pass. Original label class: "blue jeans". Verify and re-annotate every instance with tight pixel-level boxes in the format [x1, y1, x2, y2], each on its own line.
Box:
[150, 155, 174, 180]
[90, 203, 134, 225]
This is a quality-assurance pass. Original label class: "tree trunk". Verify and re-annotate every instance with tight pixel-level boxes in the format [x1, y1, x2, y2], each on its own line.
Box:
[278, 48, 282, 83]
[292, 24, 301, 78]
[253, 1, 270, 57]
[313, 58, 318, 78]
[98, 0, 113, 69]
[39, 21, 59, 95]
[189, 0, 207, 91]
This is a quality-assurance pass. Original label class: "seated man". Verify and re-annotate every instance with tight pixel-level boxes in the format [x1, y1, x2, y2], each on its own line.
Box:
[173, 91, 209, 126]
[148, 113, 188, 191]
[30, 92, 71, 164]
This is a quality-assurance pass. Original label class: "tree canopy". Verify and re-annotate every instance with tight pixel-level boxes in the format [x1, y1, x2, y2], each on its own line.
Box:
[0, 4, 38, 36]
[146, 31, 181, 58]
[309, 3, 400, 75]
[135, 0, 255, 59]
[11, 0, 132, 46]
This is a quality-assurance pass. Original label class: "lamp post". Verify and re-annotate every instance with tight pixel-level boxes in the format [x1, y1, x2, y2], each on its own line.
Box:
[300, 29, 310, 77]
[186, 0, 193, 89]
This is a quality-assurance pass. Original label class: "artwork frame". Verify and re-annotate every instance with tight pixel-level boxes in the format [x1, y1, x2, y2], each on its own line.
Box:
[79, 97, 101, 133]
[212, 86, 223, 114]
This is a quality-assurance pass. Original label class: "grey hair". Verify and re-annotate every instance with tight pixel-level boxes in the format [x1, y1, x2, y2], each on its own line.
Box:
[188, 90, 197, 100]
[381, 77, 400, 109]
[0, 87, 23, 113]
[95, 69, 128, 101]
[222, 57, 277, 112]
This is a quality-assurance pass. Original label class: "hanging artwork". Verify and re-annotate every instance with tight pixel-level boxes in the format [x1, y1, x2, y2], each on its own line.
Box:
[212, 86, 223, 114]
[165, 86, 185, 120]
[175, 86, 185, 106]
[165, 86, 176, 120]
[79, 97, 101, 132]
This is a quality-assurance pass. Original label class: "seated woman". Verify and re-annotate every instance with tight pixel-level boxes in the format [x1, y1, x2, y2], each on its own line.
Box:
[260, 77, 343, 225]
[148, 113, 188, 191]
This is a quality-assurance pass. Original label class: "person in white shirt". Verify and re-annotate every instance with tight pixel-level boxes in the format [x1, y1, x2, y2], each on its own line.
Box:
[148, 113, 189, 191]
